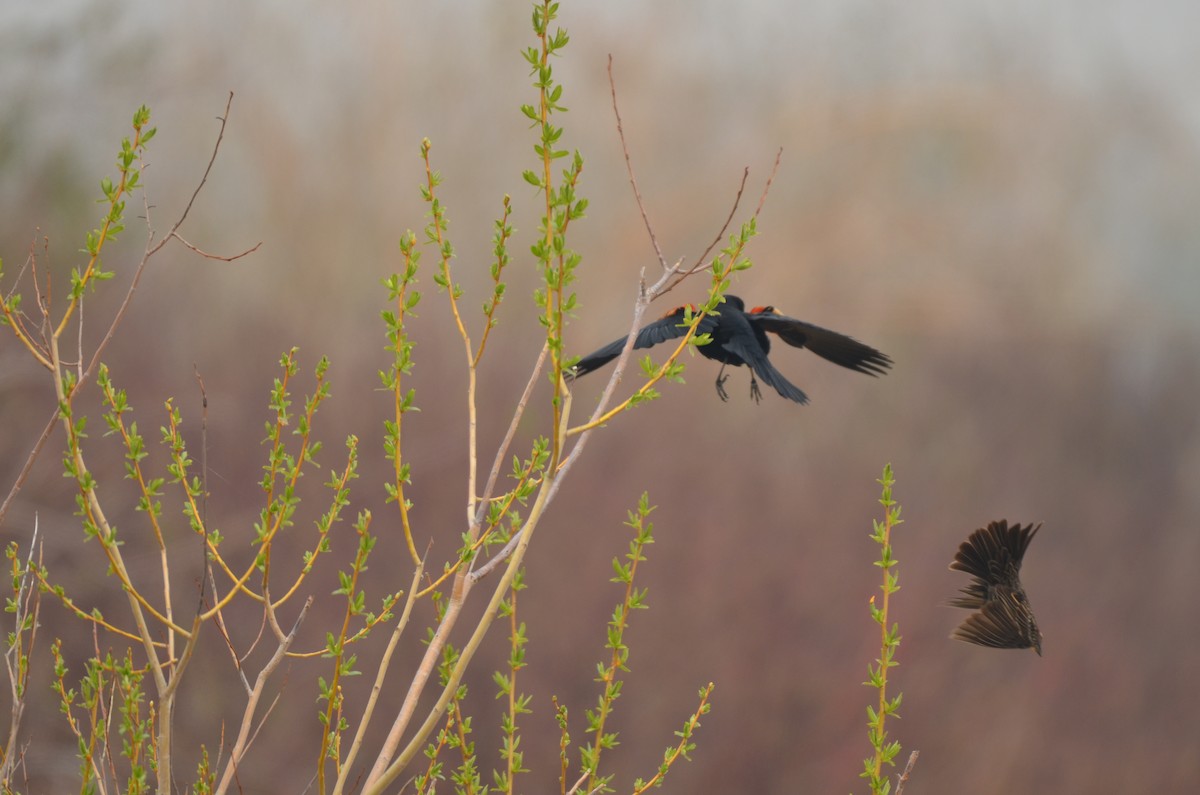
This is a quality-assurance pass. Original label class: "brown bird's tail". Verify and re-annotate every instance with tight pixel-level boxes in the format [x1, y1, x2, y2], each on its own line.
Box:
[947, 519, 1040, 608]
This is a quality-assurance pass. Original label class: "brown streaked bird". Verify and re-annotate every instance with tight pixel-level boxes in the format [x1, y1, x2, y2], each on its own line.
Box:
[566, 295, 892, 404]
[948, 519, 1043, 655]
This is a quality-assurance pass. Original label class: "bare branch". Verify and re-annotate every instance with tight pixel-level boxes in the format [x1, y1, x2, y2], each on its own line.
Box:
[659, 147, 780, 299]
[87, 92, 240, 381]
[0, 414, 56, 528]
[170, 232, 261, 262]
[661, 167, 750, 295]
[193, 364, 211, 613]
[564, 770, 591, 795]
[147, 92, 236, 258]
[895, 750, 920, 795]
[608, 55, 667, 272]
[754, 146, 784, 217]
[213, 596, 312, 795]
[468, 343, 549, 577]
[161, 614, 203, 702]
[205, 567, 251, 694]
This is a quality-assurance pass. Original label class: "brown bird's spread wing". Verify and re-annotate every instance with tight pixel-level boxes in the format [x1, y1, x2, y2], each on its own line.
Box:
[567, 306, 718, 379]
[951, 590, 1041, 654]
[947, 520, 1043, 655]
[748, 311, 893, 376]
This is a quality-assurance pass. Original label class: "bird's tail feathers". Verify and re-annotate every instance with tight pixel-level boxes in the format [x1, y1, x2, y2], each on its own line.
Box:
[949, 519, 1040, 580]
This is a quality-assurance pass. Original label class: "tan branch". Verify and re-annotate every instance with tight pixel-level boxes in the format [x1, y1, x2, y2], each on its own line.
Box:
[212, 596, 312, 795]
[895, 750, 920, 795]
[607, 55, 667, 272]
[168, 232, 261, 262]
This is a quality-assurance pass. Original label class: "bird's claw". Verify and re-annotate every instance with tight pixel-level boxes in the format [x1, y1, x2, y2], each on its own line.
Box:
[715, 373, 730, 402]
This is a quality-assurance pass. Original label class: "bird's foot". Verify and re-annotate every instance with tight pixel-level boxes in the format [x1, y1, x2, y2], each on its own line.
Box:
[715, 373, 730, 402]
[750, 376, 763, 404]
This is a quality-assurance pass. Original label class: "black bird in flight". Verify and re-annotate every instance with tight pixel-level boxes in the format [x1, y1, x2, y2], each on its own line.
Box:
[947, 520, 1043, 655]
[566, 295, 892, 404]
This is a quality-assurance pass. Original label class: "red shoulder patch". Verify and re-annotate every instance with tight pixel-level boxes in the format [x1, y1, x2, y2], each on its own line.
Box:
[663, 304, 697, 318]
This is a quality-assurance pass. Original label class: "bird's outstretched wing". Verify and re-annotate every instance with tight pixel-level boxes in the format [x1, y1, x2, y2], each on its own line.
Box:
[947, 520, 1043, 655]
[567, 306, 718, 380]
[951, 591, 1041, 653]
[748, 311, 893, 376]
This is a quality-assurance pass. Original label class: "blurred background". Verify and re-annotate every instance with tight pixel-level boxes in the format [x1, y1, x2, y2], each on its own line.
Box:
[3, 0, 1199, 792]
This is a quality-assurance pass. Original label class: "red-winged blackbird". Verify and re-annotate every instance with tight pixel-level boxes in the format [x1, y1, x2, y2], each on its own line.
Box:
[948, 520, 1043, 655]
[566, 295, 892, 404]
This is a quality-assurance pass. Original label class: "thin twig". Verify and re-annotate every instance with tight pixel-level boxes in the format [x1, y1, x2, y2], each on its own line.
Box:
[895, 750, 919, 795]
[467, 343, 549, 582]
[29, 239, 51, 363]
[1, 245, 34, 303]
[662, 146, 780, 296]
[564, 770, 590, 795]
[469, 521, 521, 582]
[473, 342, 549, 526]
[754, 147, 784, 218]
[0, 414, 56, 527]
[664, 167, 751, 293]
[86, 91, 243, 380]
[204, 566, 251, 693]
[161, 614, 203, 702]
[193, 364, 210, 613]
[147, 92, 239, 258]
[607, 55, 667, 272]
[238, 603, 269, 666]
[170, 232, 260, 262]
[75, 288, 84, 383]
[212, 596, 312, 795]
